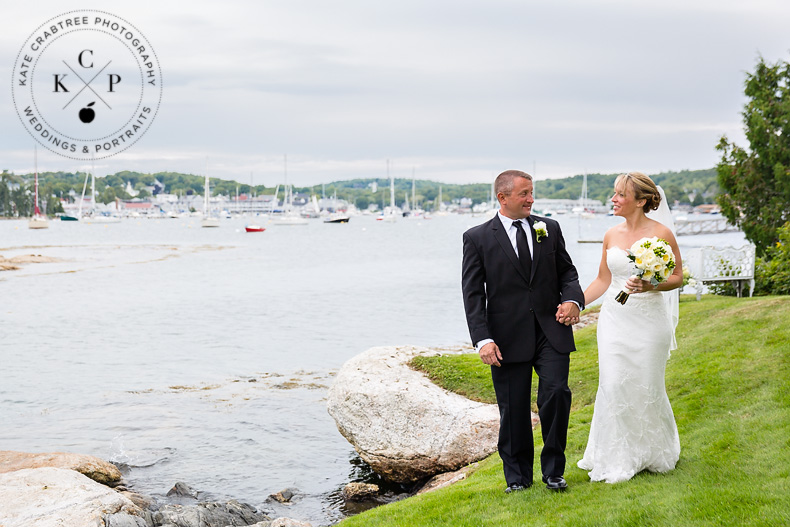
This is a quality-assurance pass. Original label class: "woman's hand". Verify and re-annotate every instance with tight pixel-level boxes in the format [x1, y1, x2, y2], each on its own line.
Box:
[625, 275, 654, 294]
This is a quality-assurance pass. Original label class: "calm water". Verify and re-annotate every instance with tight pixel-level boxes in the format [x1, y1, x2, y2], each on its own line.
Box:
[0, 213, 745, 525]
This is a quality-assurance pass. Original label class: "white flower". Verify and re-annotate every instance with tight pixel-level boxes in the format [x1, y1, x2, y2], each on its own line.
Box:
[633, 245, 649, 259]
[533, 221, 548, 243]
[618, 236, 677, 305]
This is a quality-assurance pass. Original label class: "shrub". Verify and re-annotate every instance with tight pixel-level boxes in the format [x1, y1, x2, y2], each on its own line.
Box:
[754, 222, 790, 295]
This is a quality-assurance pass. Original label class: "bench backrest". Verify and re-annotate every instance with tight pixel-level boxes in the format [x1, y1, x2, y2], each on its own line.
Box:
[698, 245, 756, 281]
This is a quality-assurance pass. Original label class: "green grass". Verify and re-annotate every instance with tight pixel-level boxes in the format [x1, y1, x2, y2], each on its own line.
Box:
[341, 296, 790, 527]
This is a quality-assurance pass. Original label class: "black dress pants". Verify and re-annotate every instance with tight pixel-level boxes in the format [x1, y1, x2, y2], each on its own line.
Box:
[490, 323, 571, 486]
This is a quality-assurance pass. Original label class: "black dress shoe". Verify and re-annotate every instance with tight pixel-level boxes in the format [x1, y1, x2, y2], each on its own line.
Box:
[504, 482, 532, 494]
[542, 476, 568, 491]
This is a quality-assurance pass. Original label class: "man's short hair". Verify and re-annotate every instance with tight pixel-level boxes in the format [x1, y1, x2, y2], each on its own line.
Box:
[495, 170, 532, 196]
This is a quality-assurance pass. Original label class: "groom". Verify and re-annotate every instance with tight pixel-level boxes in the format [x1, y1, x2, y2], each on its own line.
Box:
[461, 170, 584, 492]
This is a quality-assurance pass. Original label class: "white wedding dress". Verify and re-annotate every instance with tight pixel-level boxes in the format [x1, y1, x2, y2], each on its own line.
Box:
[577, 247, 680, 483]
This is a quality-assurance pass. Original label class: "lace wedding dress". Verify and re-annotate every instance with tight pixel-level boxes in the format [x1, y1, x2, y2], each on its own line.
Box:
[577, 247, 680, 483]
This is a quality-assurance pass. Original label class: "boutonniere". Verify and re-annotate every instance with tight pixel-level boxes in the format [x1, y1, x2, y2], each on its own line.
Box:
[533, 221, 548, 243]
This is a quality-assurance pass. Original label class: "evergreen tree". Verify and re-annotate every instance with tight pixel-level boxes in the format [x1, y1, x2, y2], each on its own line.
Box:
[716, 57, 790, 257]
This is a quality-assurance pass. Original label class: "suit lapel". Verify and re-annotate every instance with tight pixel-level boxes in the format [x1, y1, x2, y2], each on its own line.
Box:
[492, 215, 530, 284]
[528, 216, 541, 282]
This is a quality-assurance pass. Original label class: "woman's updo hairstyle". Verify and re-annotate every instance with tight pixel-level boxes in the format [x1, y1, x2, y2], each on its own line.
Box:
[615, 171, 661, 213]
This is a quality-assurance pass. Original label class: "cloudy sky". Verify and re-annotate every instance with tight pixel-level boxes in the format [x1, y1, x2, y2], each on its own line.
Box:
[3, 0, 788, 187]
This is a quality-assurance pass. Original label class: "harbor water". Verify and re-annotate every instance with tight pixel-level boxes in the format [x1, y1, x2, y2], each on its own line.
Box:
[0, 212, 746, 525]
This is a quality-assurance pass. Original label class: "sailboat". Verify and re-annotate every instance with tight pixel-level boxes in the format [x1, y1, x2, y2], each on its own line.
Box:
[81, 158, 121, 223]
[377, 159, 398, 222]
[28, 147, 49, 229]
[405, 169, 430, 219]
[201, 168, 220, 228]
[572, 173, 595, 219]
[484, 176, 497, 218]
[323, 190, 350, 223]
[434, 184, 448, 216]
[272, 155, 308, 225]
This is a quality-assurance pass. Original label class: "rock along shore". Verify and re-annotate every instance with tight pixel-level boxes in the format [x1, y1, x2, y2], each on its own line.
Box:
[0, 451, 311, 527]
[326, 313, 598, 487]
[327, 345, 500, 484]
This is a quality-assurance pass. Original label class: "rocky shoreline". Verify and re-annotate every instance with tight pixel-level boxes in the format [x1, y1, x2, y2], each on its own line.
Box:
[2, 317, 599, 526]
[0, 451, 312, 527]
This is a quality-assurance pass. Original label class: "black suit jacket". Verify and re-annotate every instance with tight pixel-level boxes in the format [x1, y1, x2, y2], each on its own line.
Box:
[462, 214, 584, 363]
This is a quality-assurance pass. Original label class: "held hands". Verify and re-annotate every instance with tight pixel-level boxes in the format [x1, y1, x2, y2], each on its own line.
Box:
[555, 302, 580, 326]
[479, 342, 503, 367]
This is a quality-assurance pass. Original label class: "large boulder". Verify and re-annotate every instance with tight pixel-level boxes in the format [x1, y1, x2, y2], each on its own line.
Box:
[327, 346, 499, 483]
[0, 450, 122, 485]
[0, 467, 145, 527]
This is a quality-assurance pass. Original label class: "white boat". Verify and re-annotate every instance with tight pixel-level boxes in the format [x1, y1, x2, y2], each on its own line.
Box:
[273, 214, 308, 225]
[272, 155, 308, 226]
[80, 161, 121, 224]
[86, 214, 122, 224]
[301, 195, 321, 219]
[377, 160, 399, 222]
[202, 163, 220, 228]
[573, 173, 595, 219]
[28, 147, 49, 230]
[29, 216, 49, 229]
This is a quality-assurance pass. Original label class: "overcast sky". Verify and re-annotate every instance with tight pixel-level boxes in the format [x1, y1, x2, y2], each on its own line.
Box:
[3, 0, 788, 187]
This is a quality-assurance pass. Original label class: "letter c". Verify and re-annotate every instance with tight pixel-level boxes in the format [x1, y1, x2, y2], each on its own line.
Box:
[78, 49, 94, 68]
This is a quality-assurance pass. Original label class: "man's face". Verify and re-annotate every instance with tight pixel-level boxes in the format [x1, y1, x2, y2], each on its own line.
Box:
[499, 177, 534, 219]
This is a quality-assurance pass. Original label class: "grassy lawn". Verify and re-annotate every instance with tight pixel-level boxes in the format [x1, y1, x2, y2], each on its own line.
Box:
[339, 296, 790, 527]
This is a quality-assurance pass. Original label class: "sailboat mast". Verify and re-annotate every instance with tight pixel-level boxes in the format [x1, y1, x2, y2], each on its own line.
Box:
[78, 169, 89, 218]
[204, 158, 210, 214]
[33, 146, 40, 216]
[284, 154, 290, 210]
[388, 159, 394, 208]
[91, 157, 96, 215]
[580, 173, 588, 209]
[411, 168, 415, 210]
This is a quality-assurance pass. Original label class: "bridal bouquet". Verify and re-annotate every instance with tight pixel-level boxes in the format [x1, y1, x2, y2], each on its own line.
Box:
[615, 237, 676, 305]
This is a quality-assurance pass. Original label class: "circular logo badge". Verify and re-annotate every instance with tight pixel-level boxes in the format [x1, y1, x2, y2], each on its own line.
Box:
[11, 10, 162, 160]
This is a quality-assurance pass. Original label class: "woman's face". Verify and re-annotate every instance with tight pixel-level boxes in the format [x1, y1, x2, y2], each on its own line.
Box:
[611, 180, 642, 216]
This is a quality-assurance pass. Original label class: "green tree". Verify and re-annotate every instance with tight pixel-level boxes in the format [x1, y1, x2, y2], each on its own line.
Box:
[98, 186, 117, 205]
[716, 57, 790, 257]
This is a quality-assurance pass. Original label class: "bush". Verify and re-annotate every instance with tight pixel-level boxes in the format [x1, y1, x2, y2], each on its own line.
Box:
[754, 222, 790, 295]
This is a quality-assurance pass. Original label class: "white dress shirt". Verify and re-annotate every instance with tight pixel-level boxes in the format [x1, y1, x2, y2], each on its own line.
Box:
[497, 211, 534, 259]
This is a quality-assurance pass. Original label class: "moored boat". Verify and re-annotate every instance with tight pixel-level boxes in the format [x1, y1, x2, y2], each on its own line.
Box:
[28, 147, 49, 230]
[323, 213, 350, 223]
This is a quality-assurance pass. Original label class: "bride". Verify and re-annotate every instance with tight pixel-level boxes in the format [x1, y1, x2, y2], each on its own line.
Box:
[577, 171, 682, 483]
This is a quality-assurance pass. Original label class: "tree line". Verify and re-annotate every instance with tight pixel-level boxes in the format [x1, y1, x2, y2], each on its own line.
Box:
[0, 167, 718, 218]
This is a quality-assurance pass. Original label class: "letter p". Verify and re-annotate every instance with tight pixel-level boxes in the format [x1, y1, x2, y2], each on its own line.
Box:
[108, 74, 121, 92]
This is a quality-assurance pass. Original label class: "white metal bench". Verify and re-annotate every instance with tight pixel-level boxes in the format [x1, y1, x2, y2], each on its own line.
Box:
[695, 244, 756, 300]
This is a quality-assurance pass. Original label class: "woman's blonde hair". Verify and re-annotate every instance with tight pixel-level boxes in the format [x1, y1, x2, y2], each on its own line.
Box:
[615, 171, 661, 213]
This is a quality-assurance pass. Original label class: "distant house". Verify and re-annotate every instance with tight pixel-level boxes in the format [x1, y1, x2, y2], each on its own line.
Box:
[125, 181, 139, 198]
[122, 201, 155, 213]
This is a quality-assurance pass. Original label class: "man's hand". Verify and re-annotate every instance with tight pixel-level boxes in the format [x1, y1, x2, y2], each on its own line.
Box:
[479, 342, 503, 367]
[555, 302, 580, 326]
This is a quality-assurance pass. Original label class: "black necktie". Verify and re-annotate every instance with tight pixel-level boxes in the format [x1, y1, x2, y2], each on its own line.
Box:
[514, 220, 532, 278]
